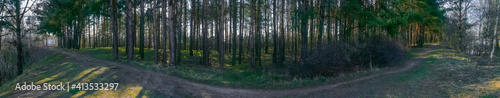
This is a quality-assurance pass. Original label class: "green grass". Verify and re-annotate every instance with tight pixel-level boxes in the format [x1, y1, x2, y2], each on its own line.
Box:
[390, 57, 435, 83]
[429, 49, 445, 55]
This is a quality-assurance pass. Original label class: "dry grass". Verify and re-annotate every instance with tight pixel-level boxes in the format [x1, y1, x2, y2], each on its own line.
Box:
[383, 49, 500, 97]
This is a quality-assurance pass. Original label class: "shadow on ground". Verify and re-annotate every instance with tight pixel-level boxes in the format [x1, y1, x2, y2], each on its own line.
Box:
[0, 54, 170, 98]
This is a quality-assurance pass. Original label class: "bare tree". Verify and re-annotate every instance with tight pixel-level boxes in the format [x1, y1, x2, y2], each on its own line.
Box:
[490, 0, 500, 58]
[8, 0, 35, 75]
[447, 0, 473, 51]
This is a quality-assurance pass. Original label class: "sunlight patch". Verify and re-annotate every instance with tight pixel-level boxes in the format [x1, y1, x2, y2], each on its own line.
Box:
[80, 67, 108, 83]
[128, 86, 143, 97]
[489, 78, 500, 89]
[459, 77, 500, 97]
[71, 67, 99, 82]
[35, 72, 64, 84]
[71, 91, 86, 98]
[0, 91, 11, 96]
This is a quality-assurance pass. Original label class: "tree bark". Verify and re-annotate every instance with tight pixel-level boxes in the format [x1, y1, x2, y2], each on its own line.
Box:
[257, 0, 262, 67]
[0, 30, 2, 50]
[491, 2, 500, 58]
[219, 0, 226, 68]
[239, 0, 244, 64]
[15, 0, 23, 75]
[231, 0, 238, 66]
[190, 0, 196, 56]
[169, 0, 176, 66]
[126, 0, 134, 61]
[139, 0, 145, 60]
[279, 0, 285, 66]
[154, 0, 160, 64]
[163, 0, 168, 64]
[317, 0, 325, 48]
[110, 0, 119, 60]
[272, 0, 277, 64]
[250, 0, 256, 69]
[300, 0, 309, 66]
[202, 0, 210, 66]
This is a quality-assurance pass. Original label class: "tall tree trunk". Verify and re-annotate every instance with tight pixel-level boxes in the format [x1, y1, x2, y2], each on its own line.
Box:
[0, 0, 4, 49]
[279, 0, 285, 66]
[126, 0, 134, 61]
[257, 0, 262, 67]
[264, 7, 269, 54]
[82, 19, 86, 48]
[110, 0, 119, 60]
[181, 0, 188, 51]
[183, 0, 188, 51]
[177, 0, 182, 65]
[250, 0, 256, 69]
[0, 30, 2, 50]
[458, 0, 465, 51]
[72, 21, 76, 49]
[490, 2, 500, 59]
[334, 7, 338, 42]
[93, 17, 96, 48]
[326, 6, 331, 44]
[163, 0, 168, 64]
[190, 0, 196, 56]
[169, 0, 176, 66]
[88, 19, 91, 48]
[272, 0, 277, 64]
[15, 0, 23, 75]
[149, 20, 153, 49]
[202, 0, 210, 66]
[133, 3, 137, 49]
[139, 0, 145, 60]
[239, 0, 244, 64]
[292, 1, 300, 64]
[219, 0, 226, 68]
[300, 0, 309, 66]
[317, 0, 325, 48]
[231, 0, 238, 66]
[154, 0, 160, 64]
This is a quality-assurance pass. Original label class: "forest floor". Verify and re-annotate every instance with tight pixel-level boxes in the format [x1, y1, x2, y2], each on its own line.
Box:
[0, 44, 499, 97]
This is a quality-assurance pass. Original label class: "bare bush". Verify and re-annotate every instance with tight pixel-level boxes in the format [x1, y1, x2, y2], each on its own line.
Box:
[0, 35, 46, 85]
[0, 45, 19, 84]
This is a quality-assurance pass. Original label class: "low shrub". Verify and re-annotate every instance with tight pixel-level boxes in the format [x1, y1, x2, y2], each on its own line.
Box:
[0, 45, 18, 84]
[292, 39, 406, 77]
[363, 39, 406, 67]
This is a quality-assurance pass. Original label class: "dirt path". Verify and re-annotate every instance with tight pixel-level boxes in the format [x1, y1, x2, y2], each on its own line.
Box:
[33, 45, 438, 97]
